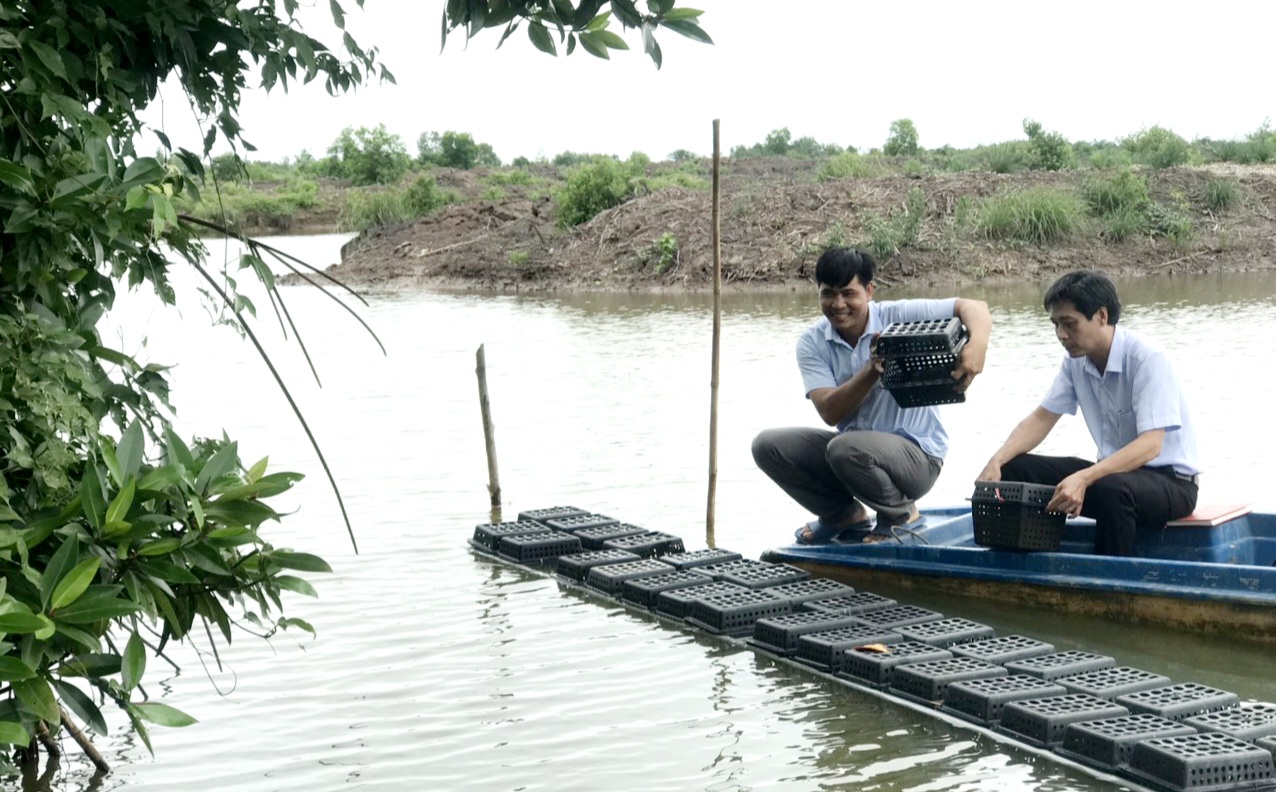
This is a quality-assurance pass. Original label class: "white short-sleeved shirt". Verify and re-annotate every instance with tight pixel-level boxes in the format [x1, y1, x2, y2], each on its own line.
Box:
[797, 298, 957, 459]
[1040, 326, 1201, 476]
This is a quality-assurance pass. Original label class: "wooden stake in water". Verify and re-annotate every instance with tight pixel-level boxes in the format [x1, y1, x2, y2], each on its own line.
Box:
[476, 344, 502, 519]
[706, 119, 722, 547]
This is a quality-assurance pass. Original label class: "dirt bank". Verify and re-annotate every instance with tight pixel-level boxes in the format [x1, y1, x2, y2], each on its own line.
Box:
[300, 160, 1276, 292]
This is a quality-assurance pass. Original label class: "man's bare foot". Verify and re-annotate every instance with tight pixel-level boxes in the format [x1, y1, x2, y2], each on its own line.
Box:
[863, 505, 921, 544]
[796, 503, 873, 543]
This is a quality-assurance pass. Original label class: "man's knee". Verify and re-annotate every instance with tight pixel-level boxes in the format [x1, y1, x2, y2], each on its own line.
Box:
[751, 429, 780, 465]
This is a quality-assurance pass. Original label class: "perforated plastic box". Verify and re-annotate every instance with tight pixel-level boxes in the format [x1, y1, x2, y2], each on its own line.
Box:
[660, 548, 743, 570]
[497, 530, 583, 564]
[517, 506, 588, 525]
[1005, 650, 1117, 681]
[1059, 666, 1172, 700]
[572, 522, 647, 550]
[585, 558, 675, 596]
[941, 675, 1068, 725]
[695, 558, 775, 580]
[1116, 683, 1240, 722]
[951, 635, 1055, 666]
[686, 589, 791, 636]
[971, 480, 1066, 551]
[1185, 704, 1276, 743]
[748, 611, 864, 656]
[897, 617, 995, 648]
[889, 657, 1007, 705]
[882, 337, 968, 386]
[801, 591, 897, 616]
[555, 549, 641, 582]
[998, 694, 1130, 748]
[542, 513, 620, 533]
[714, 562, 810, 590]
[794, 626, 905, 672]
[601, 531, 686, 558]
[655, 581, 748, 619]
[1057, 714, 1198, 772]
[853, 605, 945, 630]
[1126, 732, 1276, 792]
[760, 578, 854, 607]
[839, 641, 952, 688]
[876, 317, 965, 356]
[471, 520, 550, 553]
[620, 570, 713, 608]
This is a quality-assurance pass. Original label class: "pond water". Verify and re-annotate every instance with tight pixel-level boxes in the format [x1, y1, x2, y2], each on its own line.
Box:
[29, 235, 1276, 790]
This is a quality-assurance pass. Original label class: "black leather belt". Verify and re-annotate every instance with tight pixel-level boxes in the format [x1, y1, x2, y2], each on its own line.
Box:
[1171, 470, 1199, 485]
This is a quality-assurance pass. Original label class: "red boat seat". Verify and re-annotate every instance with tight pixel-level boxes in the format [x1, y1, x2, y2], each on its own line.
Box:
[1164, 502, 1253, 528]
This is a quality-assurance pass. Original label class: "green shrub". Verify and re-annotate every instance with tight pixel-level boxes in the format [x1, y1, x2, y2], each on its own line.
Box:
[339, 189, 413, 232]
[508, 250, 530, 265]
[326, 124, 412, 186]
[404, 175, 450, 215]
[481, 186, 506, 201]
[1101, 205, 1148, 242]
[554, 155, 644, 227]
[1081, 170, 1149, 216]
[861, 187, 927, 260]
[647, 168, 710, 191]
[1086, 147, 1134, 170]
[653, 232, 679, 274]
[1123, 126, 1191, 169]
[977, 187, 1083, 244]
[818, 152, 889, 180]
[983, 142, 1027, 173]
[884, 118, 920, 157]
[486, 169, 537, 187]
[1204, 178, 1240, 212]
[1145, 202, 1193, 242]
[1023, 119, 1075, 171]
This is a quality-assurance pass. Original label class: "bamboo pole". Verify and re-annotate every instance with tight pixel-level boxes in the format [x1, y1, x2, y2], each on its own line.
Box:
[706, 120, 722, 547]
[476, 344, 502, 520]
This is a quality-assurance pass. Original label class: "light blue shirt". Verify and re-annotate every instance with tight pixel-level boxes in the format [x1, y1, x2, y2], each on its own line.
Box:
[797, 298, 957, 459]
[1041, 326, 1201, 476]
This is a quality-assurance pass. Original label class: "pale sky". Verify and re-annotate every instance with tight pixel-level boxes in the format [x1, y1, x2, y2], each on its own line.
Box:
[141, 0, 1276, 164]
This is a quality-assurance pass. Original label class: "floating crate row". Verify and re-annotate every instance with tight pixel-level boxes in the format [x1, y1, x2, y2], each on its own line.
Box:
[469, 507, 1276, 792]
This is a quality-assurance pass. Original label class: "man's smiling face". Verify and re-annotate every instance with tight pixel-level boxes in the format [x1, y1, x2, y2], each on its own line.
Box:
[819, 276, 874, 341]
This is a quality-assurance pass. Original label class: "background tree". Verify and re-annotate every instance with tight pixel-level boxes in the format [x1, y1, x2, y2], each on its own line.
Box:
[418, 131, 503, 169]
[0, 0, 710, 777]
[1024, 118, 1076, 171]
[884, 118, 920, 157]
[326, 124, 412, 185]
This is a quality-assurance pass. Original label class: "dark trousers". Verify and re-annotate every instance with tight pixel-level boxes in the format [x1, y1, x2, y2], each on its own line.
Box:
[1000, 454, 1198, 556]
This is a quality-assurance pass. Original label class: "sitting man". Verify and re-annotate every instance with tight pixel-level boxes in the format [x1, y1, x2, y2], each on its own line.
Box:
[977, 270, 1200, 556]
[752, 246, 991, 544]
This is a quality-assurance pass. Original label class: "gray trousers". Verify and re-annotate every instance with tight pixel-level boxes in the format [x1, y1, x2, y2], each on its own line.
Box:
[751, 427, 943, 528]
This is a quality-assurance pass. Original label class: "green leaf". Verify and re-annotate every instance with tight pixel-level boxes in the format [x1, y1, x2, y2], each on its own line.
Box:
[269, 551, 332, 573]
[50, 557, 101, 611]
[138, 558, 201, 584]
[0, 612, 53, 634]
[105, 479, 136, 526]
[664, 7, 704, 21]
[585, 10, 611, 31]
[138, 465, 182, 491]
[122, 631, 145, 692]
[0, 656, 36, 682]
[662, 18, 713, 44]
[132, 701, 197, 728]
[54, 623, 102, 652]
[0, 160, 35, 194]
[203, 498, 277, 527]
[117, 421, 144, 480]
[578, 30, 609, 59]
[41, 532, 80, 609]
[27, 39, 67, 80]
[13, 678, 60, 724]
[275, 575, 318, 598]
[53, 588, 139, 624]
[125, 185, 149, 211]
[80, 465, 105, 531]
[527, 22, 556, 55]
[0, 719, 30, 746]
[246, 455, 269, 483]
[594, 30, 630, 51]
[137, 538, 181, 557]
[52, 679, 108, 736]
[194, 441, 238, 496]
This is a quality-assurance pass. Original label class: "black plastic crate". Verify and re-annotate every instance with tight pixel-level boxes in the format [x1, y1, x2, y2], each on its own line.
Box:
[601, 531, 686, 558]
[877, 317, 965, 356]
[882, 338, 968, 386]
[620, 570, 714, 608]
[1185, 704, 1276, 743]
[572, 522, 648, 550]
[585, 558, 676, 596]
[971, 480, 1066, 551]
[941, 675, 1069, 725]
[794, 626, 905, 672]
[1059, 666, 1172, 700]
[951, 635, 1055, 666]
[748, 611, 864, 656]
[998, 694, 1130, 748]
[1116, 683, 1240, 722]
[555, 549, 642, 582]
[897, 617, 995, 648]
[471, 520, 549, 553]
[686, 589, 791, 636]
[889, 657, 1007, 705]
[497, 530, 583, 564]
[517, 506, 588, 526]
[1057, 714, 1198, 772]
[695, 558, 774, 580]
[661, 548, 744, 570]
[1126, 732, 1276, 792]
[715, 562, 811, 590]
[655, 581, 748, 619]
[885, 379, 966, 409]
[1258, 736, 1276, 758]
[543, 513, 620, 533]
[801, 591, 897, 616]
[1005, 650, 1117, 681]
[839, 641, 952, 688]
[853, 605, 945, 630]
[760, 578, 855, 607]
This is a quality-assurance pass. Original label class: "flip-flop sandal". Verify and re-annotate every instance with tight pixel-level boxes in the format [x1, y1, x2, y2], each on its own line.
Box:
[863, 516, 928, 544]
[795, 518, 874, 544]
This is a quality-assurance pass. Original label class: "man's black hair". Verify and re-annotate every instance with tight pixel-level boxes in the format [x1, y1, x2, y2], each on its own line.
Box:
[815, 247, 876, 288]
[1044, 270, 1122, 325]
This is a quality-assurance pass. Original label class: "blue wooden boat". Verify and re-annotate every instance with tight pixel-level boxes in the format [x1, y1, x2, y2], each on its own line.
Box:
[762, 506, 1276, 641]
